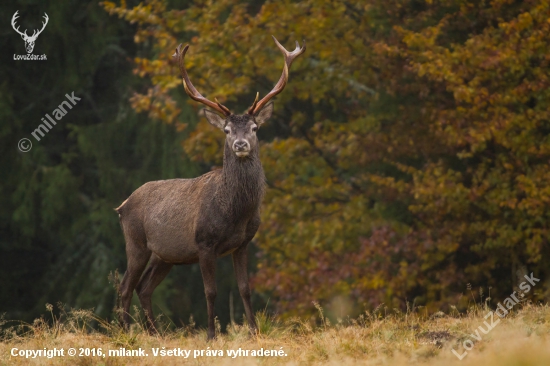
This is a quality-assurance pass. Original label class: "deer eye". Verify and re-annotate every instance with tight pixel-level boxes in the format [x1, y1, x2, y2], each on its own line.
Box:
[252, 125, 258, 132]
[224, 128, 230, 134]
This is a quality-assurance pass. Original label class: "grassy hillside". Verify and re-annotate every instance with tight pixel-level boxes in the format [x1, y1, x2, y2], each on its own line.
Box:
[1, 303, 549, 365]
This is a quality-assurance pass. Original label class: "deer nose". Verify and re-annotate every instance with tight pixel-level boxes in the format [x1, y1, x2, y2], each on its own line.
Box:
[233, 140, 249, 151]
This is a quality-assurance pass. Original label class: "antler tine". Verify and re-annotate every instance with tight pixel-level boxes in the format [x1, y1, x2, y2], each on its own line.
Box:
[248, 36, 306, 115]
[247, 92, 260, 114]
[11, 11, 28, 37]
[35, 13, 49, 36]
[173, 43, 231, 116]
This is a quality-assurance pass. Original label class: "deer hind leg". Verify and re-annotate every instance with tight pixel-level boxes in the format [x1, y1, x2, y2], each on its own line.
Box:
[136, 254, 173, 334]
[119, 232, 151, 330]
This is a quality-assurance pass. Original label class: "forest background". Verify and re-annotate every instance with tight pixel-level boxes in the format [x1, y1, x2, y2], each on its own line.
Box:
[2, 0, 549, 331]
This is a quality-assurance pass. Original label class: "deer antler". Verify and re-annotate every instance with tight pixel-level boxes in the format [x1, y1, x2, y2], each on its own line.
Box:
[31, 13, 49, 40]
[248, 36, 306, 115]
[11, 11, 28, 38]
[173, 44, 231, 117]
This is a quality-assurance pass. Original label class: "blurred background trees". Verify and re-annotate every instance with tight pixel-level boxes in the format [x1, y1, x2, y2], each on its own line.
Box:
[3, 0, 549, 329]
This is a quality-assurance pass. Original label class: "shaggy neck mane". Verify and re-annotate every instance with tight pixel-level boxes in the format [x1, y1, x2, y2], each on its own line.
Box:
[218, 140, 265, 217]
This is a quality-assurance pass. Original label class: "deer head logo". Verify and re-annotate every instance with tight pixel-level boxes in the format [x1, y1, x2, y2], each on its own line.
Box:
[12, 11, 49, 54]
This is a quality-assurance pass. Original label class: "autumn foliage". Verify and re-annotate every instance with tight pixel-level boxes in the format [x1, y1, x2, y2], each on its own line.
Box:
[102, 0, 550, 317]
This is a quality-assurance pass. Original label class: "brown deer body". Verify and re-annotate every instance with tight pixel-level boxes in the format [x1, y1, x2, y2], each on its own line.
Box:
[116, 36, 305, 339]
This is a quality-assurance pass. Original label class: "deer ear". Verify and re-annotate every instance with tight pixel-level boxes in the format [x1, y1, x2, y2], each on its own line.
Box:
[203, 109, 226, 130]
[254, 101, 274, 126]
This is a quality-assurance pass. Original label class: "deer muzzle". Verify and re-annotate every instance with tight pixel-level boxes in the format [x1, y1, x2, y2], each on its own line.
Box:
[233, 140, 250, 157]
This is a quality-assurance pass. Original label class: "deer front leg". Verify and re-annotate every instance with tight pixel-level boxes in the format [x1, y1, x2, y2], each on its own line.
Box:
[199, 249, 217, 340]
[232, 245, 258, 336]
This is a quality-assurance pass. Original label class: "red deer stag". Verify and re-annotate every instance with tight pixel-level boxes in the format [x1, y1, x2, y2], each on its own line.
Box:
[116, 36, 305, 339]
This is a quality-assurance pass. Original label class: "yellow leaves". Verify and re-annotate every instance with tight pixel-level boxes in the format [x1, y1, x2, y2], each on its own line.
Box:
[100, 1, 117, 15]
[182, 119, 223, 165]
[368, 174, 409, 194]
[130, 87, 181, 124]
[399, 24, 443, 49]
[101, 0, 164, 24]
[516, 12, 534, 31]
[407, 163, 470, 222]
[129, 92, 150, 113]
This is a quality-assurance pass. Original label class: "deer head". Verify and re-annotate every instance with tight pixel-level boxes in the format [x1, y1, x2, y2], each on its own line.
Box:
[12, 11, 49, 54]
[173, 36, 306, 158]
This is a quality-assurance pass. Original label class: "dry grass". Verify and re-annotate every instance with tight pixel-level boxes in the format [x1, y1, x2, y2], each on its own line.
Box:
[1, 302, 550, 365]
